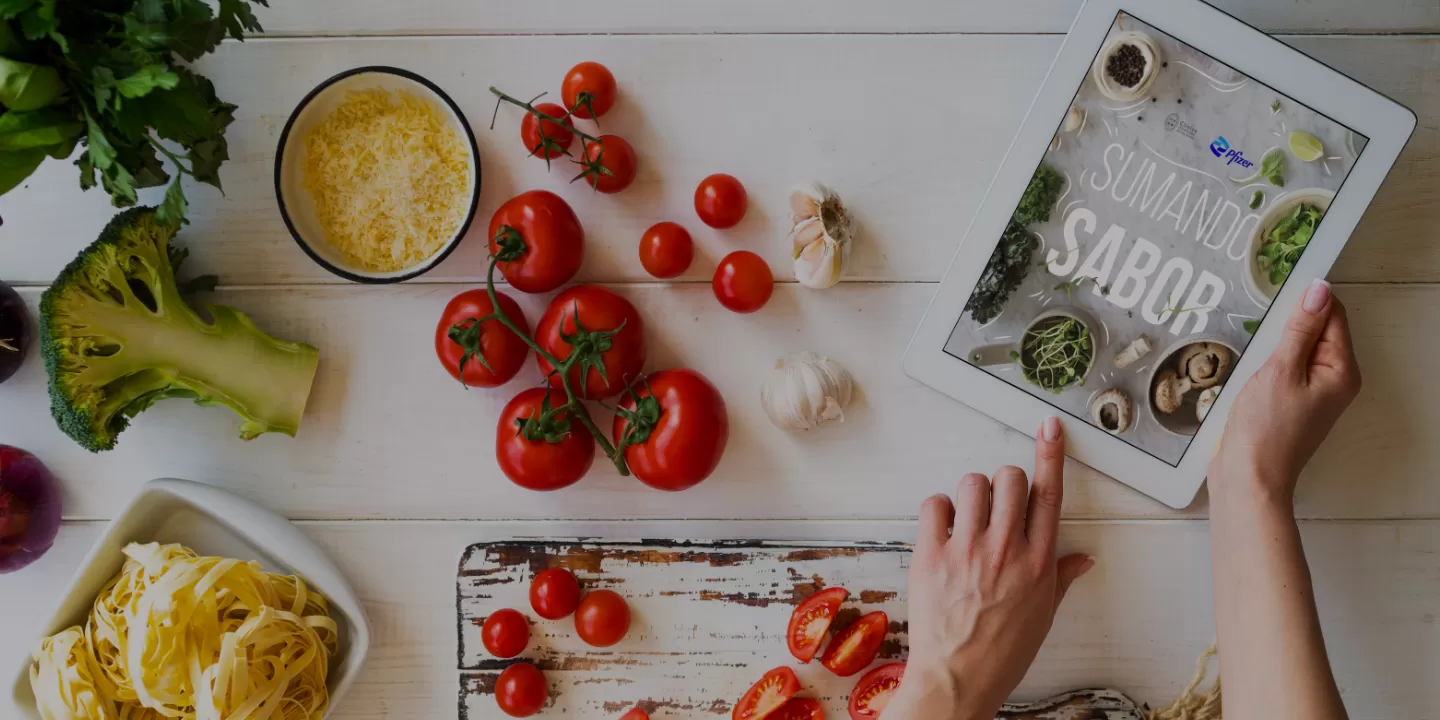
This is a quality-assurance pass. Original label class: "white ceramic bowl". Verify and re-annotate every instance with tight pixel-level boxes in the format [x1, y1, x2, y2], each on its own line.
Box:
[1145, 335, 1239, 437]
[275, 66, 481, 283]
[1243, 188, 1335, 306]
[10, 478, 370, 719]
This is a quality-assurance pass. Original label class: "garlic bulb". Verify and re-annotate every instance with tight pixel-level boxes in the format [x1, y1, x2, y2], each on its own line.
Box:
[760, 352, 853, 431]
[787, 182, 853, 289]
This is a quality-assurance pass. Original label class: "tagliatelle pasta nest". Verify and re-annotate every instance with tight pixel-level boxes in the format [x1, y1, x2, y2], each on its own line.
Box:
[29, 542, 338, 720]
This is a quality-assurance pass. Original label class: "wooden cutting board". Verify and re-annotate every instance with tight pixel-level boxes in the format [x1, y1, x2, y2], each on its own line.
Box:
[456, 540, 1145, 719]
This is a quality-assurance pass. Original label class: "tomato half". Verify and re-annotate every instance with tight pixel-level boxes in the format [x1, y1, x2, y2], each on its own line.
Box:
[619, 707, 650, 720]
[495, 662, 548, 717]
[732, 667, 802, 720]
[713, 251, 774, 313]
[638, 222, 694, 279]
[612, 369, 728, 491]
[770, 698, 825, 720]
[579, 135, 637, 194]
[489, 190, 585, 294]
[435, 290, 530, 388]
[562, 61, 617, 120]
[787, 586, 848, 663]
[574, 589, 631, 647]
[847, 663, 903, 720]
[694, 173, 747, 229]
[530, 568, 582, 620]
[821, 611, 888, 677]
[521, 102, 575, 160]
[481, 608, 530, 659]
[496, 387, 595, 491]
[535, 285, 646, 400]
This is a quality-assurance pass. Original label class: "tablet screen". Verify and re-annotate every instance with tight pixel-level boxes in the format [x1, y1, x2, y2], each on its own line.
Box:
[944, 11, 1368, 466]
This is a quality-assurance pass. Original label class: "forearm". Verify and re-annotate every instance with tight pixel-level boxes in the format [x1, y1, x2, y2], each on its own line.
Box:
[1209, 472, 1346, 720]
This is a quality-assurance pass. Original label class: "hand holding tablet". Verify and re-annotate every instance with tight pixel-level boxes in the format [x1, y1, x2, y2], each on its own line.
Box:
[906, 0, 1414, 507]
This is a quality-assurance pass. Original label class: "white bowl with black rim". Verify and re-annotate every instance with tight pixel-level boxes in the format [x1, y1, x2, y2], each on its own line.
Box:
[274, 66, 481, 283]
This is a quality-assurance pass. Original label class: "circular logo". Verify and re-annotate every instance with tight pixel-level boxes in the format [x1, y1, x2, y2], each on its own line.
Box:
[1164, 113, 1180, 132]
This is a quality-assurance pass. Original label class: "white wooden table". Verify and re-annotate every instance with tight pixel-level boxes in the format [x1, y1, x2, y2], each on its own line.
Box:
[2, 2, 1438, 717]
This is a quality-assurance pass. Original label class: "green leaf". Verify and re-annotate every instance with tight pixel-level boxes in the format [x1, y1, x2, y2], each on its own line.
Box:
[0, 56, 63, 110]
[1260, 148, 1286, 187]
[0, 146, 44, 194]
[15, 0, 53, 39]
[0, 107, 79, 150]
[0, 19, 21, 54]
[75, 151, 95, 190]
[157, 175, 188, 226]
[84, 113, 118, 170]
[1243, 319, 1261, 334]
[0, 0, 39, 19]
[115, 64, 180, 99]
[217, 0, 264, 42]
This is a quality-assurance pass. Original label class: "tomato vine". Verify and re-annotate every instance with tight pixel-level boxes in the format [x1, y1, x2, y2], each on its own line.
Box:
[489, 87, 617, 189]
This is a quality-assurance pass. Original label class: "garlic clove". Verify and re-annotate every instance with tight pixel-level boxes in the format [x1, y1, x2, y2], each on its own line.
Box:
[790, 189, 821, 224]
[1061, 105, 1085, 134]
[795, 235, 846, 289]
[790, 217, 826, 259]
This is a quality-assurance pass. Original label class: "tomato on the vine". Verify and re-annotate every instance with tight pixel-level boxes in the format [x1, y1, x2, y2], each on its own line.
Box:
[530, 567, 582, 620]
[771, 698, 826, 720]
[435, 290, 530, 388]
[638, 222, 693, 279]
[495, 662, 548, 717]
[732, 667, 801, 720]
[496, 387, 595, 491]
[787, 586, 848, 663]
[535, 285, 645, 400]
[578, 135, 637, 194]
[694, 173, 747, 229]
[489, 190, 585, 294]
[848, 663, 903, 720]
[481, 608, 530, 659]
[561, 61, 617, 120]
[821, 610, 888, 677]
[574, 589, 630, 647]
[520, 102, 575, 160]
[713, 251, 774, 313]
[613, 369, 728, 491]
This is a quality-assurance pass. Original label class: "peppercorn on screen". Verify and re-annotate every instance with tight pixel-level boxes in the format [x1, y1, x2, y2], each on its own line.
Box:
[944, 11, 1368, 465]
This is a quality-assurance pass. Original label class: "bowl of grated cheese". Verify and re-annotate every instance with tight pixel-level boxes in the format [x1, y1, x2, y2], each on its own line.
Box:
[275, 66, 481, 283]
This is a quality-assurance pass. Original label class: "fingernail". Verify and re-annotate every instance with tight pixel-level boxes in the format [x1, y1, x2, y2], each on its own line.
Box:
[1078, 556, 1096, 576]
[1042, 416, 1062, 441]
[1303, 279, 1331, 314]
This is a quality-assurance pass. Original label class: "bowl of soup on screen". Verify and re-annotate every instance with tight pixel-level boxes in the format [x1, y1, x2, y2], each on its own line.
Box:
[275, 66, 481, 283]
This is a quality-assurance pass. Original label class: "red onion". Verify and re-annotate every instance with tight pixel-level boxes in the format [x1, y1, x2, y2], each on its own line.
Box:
[0, 280, 27, 384]
[0, 445, 62, 573]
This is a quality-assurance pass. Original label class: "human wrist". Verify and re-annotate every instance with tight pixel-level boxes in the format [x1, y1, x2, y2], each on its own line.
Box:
[882, 663, 995, 720]
[1208, 456, 1296, 512]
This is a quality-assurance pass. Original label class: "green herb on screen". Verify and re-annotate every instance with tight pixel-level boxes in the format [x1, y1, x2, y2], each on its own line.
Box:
[1013, 164, 1064, 226]
[964, 220, 1038, 324]
[1012, 316, 1092, 394]
[1249, 189, 1264, 209]
[1257, 203, 1324, 286]
[1260, 149, 1285, 187]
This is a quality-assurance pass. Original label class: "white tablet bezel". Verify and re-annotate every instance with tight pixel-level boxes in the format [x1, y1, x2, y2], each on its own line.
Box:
[903, 0, 1416, 509]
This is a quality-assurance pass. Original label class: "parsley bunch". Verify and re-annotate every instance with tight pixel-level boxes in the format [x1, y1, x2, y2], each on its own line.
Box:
[0, 0, 268, 226]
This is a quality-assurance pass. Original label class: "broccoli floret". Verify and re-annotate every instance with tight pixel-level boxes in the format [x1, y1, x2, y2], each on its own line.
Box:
[40, 208, 320, 452]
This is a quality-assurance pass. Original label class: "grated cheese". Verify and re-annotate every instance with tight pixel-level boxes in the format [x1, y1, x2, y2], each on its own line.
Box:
[301, 89, 470, 273]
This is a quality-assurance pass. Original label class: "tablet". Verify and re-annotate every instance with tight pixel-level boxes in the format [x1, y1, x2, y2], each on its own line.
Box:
[904, 0, 1415, 508]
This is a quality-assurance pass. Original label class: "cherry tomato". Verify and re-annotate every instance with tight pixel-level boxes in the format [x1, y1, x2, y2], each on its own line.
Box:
[694, 173, 747, 229]
[821, 611, 888, 677]
[435, 290, 530, 388]
[847, 663, 904, 720]
[613, 369, 728, 491]
[713, 251, 773, 313]
[579, 135, 637, 194]
[481, 608, 530, 659]
[496, 387, 595, 491]
[638, 222, 694, 279]
[530, 568, 582, 620]
[535, 285, 646, 400]
[489, 190, 585, 294]
[520, 102, 575, 160]
[787, 586, 849, 663]
[619, 707, 650, 720]
[574, 589, 630, 647]
[771, 698, 826, 720]
[495, 662, 548, 717]
[562, 61, 617, 120]
[732, 666, 801, 720]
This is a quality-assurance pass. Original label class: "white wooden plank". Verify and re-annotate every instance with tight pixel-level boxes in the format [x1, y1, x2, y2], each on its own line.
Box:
[252, 0, 1440, 36]
[1, 283, 1436, 522]
[1, 35, 1435, 286]
[5, 520, 1438, 719]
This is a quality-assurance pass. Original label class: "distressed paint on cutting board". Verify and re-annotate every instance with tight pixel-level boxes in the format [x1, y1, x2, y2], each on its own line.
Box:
[456, 540, 1146, 719]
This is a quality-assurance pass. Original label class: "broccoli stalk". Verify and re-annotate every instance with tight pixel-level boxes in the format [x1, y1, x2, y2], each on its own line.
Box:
[40, 208, 320, 452]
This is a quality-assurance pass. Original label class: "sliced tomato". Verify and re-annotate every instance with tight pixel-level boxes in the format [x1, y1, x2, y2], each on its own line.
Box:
[732, 666, 801, 720]
[770, 698, 825, 720]
[786, 587, 848, 663]
[820, 611, 888, 677]
[847, 663, 903, 720]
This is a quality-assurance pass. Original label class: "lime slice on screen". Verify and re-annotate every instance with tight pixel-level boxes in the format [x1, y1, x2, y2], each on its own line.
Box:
[1288, 131, 1324, 162]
